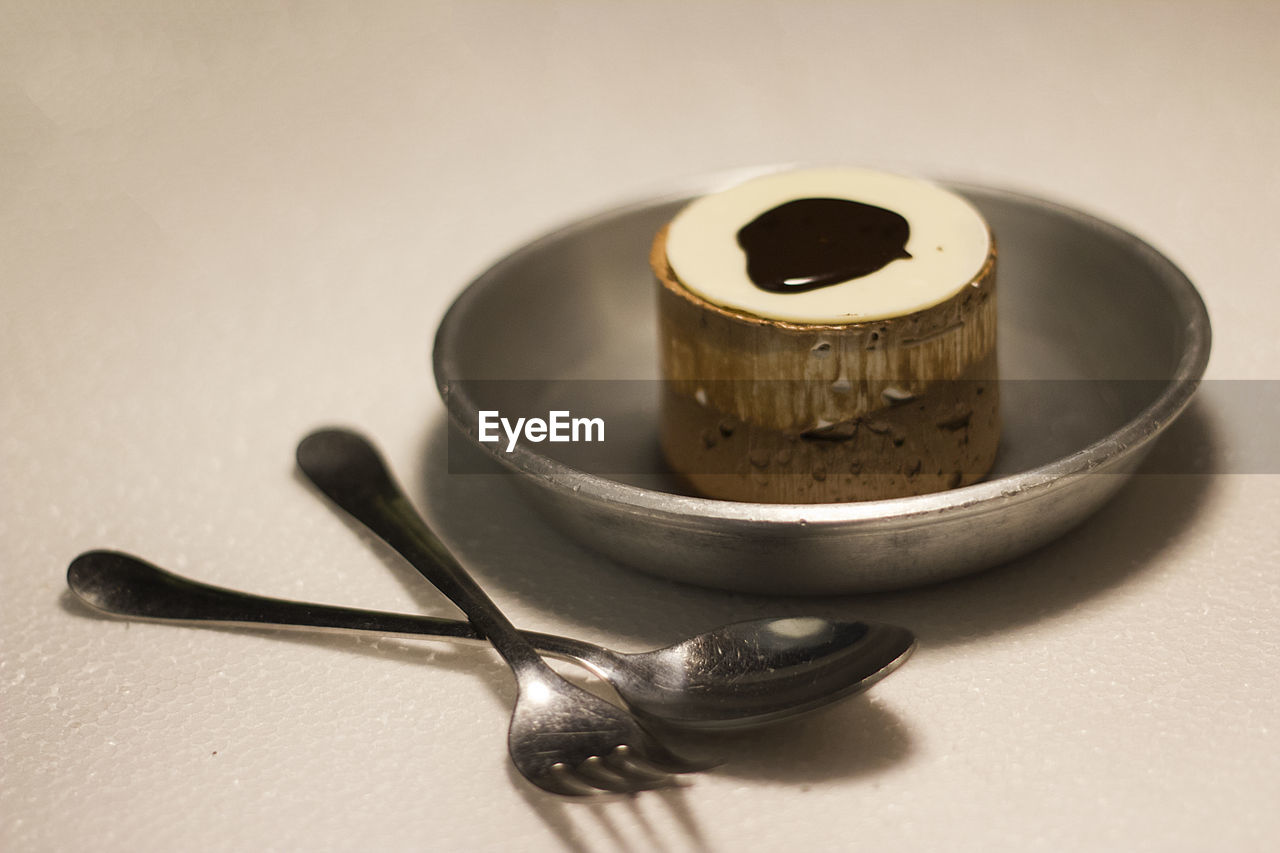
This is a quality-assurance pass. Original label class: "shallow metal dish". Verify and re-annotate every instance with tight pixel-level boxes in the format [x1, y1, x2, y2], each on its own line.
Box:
[433, 170, 1211, 594]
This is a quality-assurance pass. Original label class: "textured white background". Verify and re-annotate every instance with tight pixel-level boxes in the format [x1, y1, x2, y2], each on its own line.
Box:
[3, 2, 1277, 851]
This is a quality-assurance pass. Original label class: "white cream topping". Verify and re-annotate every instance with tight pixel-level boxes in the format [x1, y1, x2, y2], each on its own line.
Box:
[665, 167, 991, 324]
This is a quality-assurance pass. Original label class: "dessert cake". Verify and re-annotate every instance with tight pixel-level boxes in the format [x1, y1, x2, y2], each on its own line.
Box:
[652, 167, 999, 503]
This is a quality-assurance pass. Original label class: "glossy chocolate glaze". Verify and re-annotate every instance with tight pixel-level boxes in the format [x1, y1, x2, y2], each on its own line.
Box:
[736, 197, 912, 293]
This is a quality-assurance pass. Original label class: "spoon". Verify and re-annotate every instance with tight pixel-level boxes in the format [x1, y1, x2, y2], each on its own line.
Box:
[68, 549, 915, 730]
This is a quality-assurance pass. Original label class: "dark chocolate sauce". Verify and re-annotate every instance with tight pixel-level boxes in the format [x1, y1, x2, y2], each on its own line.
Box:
[736, 197, 911, 293]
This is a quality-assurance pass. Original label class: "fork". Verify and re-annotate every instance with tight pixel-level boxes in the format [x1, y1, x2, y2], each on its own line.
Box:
[295, 427, 711, 796]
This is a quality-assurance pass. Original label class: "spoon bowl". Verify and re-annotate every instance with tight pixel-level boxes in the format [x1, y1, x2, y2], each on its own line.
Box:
[605, 617, 915, 729]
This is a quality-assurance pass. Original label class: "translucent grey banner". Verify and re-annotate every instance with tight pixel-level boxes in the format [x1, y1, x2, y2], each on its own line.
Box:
[441, 380, 1278, 477]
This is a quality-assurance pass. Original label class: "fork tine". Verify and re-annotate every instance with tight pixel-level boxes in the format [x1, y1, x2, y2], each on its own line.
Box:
[576, 755, 673, 794]
[620, 738, 721, 775]
[605, 744, 675, 779]
[545, 763, 611, 797]
[600, 745, 687, 785]
[603, 745, 670, 780]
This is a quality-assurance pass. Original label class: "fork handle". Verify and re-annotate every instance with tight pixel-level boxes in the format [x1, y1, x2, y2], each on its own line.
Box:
[296, 428, 548, 673]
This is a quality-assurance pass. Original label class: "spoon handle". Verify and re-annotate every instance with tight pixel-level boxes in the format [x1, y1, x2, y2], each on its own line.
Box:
[66, 550, 598, 661]
[295, 427, 547, 672]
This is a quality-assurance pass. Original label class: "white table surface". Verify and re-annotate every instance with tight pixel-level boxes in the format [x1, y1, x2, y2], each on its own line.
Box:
[4, 2, 1277, 850]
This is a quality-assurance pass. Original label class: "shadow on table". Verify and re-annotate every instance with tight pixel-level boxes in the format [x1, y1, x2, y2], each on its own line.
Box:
[503, 692, 911, 851]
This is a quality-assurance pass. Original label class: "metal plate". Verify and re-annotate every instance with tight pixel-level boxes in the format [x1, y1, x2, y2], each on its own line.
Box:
[433, 170, 1211, 594]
